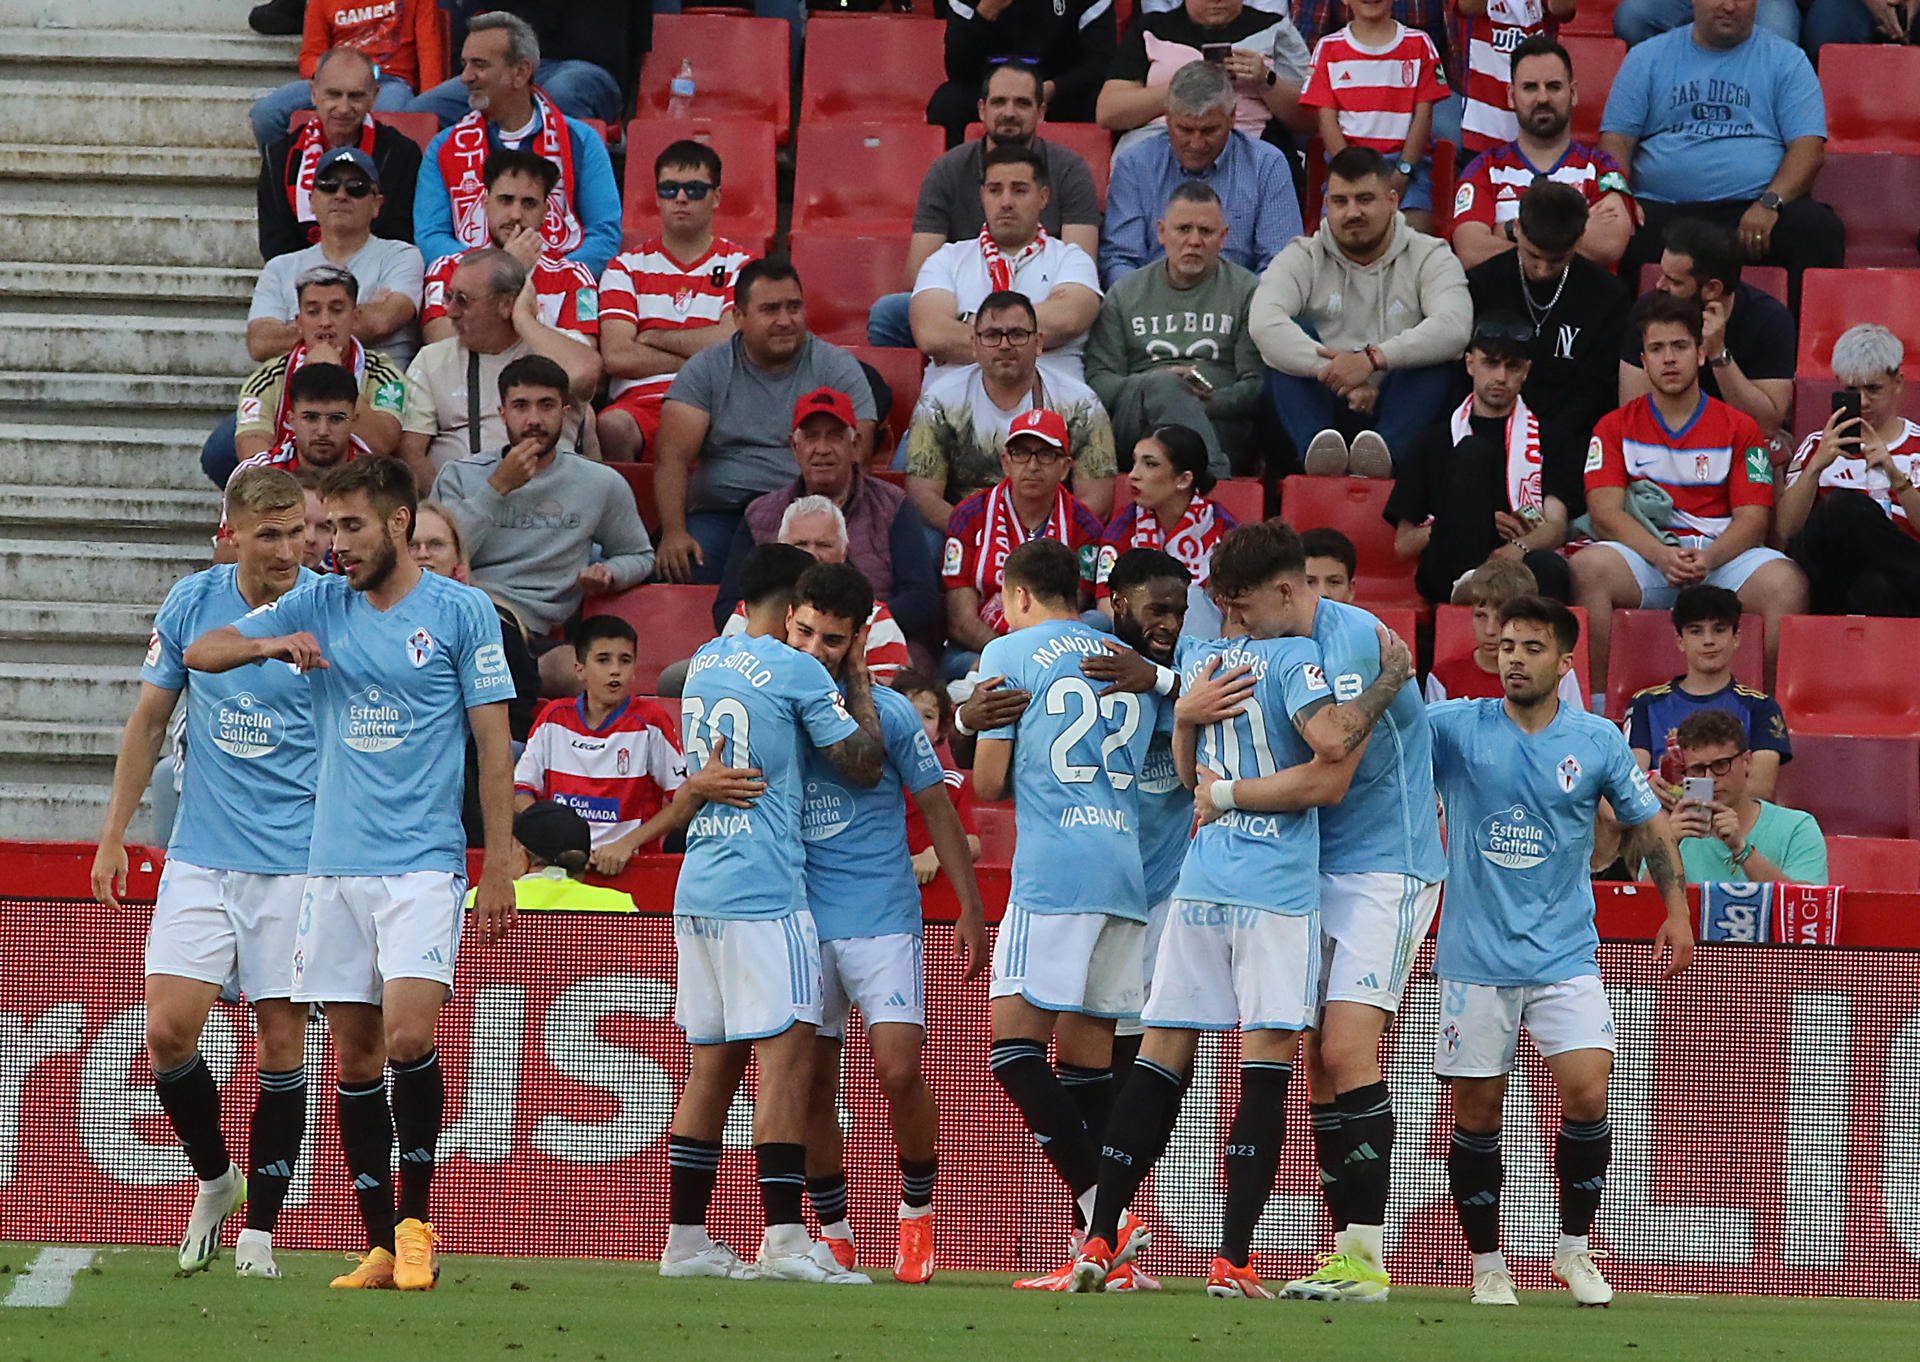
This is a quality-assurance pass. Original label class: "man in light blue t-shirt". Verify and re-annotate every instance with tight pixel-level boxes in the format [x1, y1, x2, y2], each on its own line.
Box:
[188, 457, 518, 1292]
[1599, 0, 1843, 279]
[1426, 594, 1692, 1308]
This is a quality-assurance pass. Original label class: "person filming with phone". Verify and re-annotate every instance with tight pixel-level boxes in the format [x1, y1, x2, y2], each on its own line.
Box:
[1667, 709, 1826, 885]
[1083, 181, 1266, 479]
[1776, 323, 1920, 616]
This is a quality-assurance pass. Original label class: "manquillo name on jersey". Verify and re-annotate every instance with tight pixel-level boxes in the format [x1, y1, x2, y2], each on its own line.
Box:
[1478, 804, 1557, 870]
[1028, 633, 1114, 667]
[1059, 804, 1130, 832]
[686, 648, 776, 689]
[211, 691, 285, 759]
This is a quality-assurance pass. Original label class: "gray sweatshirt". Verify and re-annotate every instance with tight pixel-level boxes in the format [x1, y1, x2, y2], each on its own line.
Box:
[432, 449, 656, 634]
[1248, 214, 1472, 377]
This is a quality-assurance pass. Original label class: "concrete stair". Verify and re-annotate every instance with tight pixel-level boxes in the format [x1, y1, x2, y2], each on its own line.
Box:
[0, 3, 298, 838]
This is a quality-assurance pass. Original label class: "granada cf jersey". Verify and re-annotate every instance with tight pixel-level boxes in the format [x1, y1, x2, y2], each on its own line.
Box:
[1585, 393, 1774, 546]
[1300, 23, 1450, 155]
[513, 695, 686, 848]
[1451, 140, 1632, 232]
[598, 236, 753, 401]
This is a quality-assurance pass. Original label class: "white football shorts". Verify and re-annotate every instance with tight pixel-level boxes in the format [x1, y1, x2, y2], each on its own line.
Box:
[1433, 974, 1617, 1079]
[818, 932, 924, 1041]
[1141, 900, 1319, 1033]
[674, 910, 823, 1045]
[1114, 894, 1174, 1040]
[1316, 872, 1442, 1016]
[291, 872, 465, 1005]
[145, 858, 304, 1001]
[990, 904, 1144, 1019]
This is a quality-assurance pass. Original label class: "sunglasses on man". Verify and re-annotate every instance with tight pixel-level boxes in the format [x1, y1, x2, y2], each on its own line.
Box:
[657, 180, 714, 201]
[314, 176, 374, 198]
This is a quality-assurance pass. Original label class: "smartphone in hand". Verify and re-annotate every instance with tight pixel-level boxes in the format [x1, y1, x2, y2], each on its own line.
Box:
[1832, 388, 1864, 458]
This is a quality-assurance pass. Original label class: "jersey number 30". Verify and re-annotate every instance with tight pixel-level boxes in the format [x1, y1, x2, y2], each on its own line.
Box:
[1044, 677, 1142, 789]
[682, 696, 750, 769]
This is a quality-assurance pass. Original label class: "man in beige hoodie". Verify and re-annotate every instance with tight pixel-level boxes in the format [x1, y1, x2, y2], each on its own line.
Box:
[1251, 146, 1472, 479]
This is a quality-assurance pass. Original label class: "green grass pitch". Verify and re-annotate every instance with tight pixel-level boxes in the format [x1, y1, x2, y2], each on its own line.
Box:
[4, 1243, 1916, 1362]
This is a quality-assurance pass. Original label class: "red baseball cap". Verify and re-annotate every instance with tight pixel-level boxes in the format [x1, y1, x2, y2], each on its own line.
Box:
[792, 386, 857, 431]
[1006, 407, 1069, 454]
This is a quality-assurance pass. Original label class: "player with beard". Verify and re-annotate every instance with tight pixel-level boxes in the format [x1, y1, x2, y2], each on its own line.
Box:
[93, 466, 319, 1279]
[186, 456, 519, 1292]
[786, 561, 988, 1284]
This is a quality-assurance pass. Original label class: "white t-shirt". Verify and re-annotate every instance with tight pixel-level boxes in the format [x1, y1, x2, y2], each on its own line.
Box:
[912, 234, 1102, 386]
[249, 235, 427, 367]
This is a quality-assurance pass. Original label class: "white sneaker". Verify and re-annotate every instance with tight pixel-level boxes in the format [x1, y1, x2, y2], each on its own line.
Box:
[233, 1235, 280, 1279]
[750, 1241, 870, 1284]
[659, 1241, 753, 1279]
[177, 1163, 246, 1274]
[1470, 1267, 1518, 1305]
[1552, 1249, 1614, 1306]
[1348, 430, 1394, 479]
[1302, 429, 1350, 477]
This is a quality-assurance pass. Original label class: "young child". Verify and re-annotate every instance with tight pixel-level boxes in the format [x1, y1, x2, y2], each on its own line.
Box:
[1301, 527, 1358, 603]
[1425, 559, 1586, 708]
[1448, 0, 1573, 155]
[513, 616, 687, 876]
[1301, 0, 1451, 233]
[892, 668, 981, 884]
[1621, 584, 1791, 802]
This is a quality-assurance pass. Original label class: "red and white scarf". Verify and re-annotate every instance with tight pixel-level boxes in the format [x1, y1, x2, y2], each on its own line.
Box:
[289, 115, 376, 241]
[1451, 393, 1542, 514]
[272, 337, 368, 444]
[440, 86, 582, 257]
[1126, 496, 1223, 587]
[975, 478, 1075, 632]
[978, 224, 1048, 294]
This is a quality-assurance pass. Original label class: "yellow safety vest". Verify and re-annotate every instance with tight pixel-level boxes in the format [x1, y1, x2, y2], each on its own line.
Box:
[465, 867, 636, 914]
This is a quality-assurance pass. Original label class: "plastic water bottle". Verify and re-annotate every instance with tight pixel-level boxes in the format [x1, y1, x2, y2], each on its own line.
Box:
[1659, 730, 1686, 788]
[668, 59, 695, 119]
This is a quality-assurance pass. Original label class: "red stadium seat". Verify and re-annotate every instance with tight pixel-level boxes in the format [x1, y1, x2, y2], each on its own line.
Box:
[1822, 45, 1920, 154]
[1773, 735, 1920, 839]
[1559, 0, 1619, 35]
[1825, 835, 1920, 891]
[965, 122, 1115, 207]
[845, 345, 925, 455]
[1601, 608, 1764, 721]
[1819, 152, 1920, 269]
[290, 109, 438, 151]
[975, 804, 1017, 867]
[1561, 36, 1625, 145]
[792, 123, 948, 238]
[1635, 263, 1788, 308]
[1790, 375, 1920, 435]
[620, 118, 777, 253]
[788, 234, 912, 346]
[609, 463, 659, 534]
[1433, 603, 1592, 700]
[1276, 476, 1419, 607]
[1776, 615, 1920, 737]
[1107, 476, 1265, 526]
[637, 15, 791, 143]
[1796, 269, 1920, 380]
[799, 14, 946, 125]
[1371, 606, 1418, 654]
[583, 584, 720, 692]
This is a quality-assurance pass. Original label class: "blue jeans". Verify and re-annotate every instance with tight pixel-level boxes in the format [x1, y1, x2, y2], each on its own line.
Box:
[1615, 0, 1801, 44]
[1265, 363, 1456, 475]
[684, 510, 742, 586]
[867, 292, 915, 350]
[410, 60, 623, 127]
[202, 412, 239, 490]
[249, 74, 415, 149]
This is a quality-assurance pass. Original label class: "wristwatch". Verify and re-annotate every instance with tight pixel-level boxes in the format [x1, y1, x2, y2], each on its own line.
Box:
[1265, 67, 1278, 87]
[1756, 190, 1784, 212]
[1395, 159, 1415, 178]
[1707, 350, 1735, 368]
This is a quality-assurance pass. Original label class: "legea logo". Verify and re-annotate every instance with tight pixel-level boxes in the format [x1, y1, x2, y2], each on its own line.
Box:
[212, 692, 284, 759]
[342, 685, 413, 753]
[1477, 804, 1556, 870]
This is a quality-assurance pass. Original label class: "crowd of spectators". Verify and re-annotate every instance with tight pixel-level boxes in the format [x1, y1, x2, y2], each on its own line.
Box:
[217, 0, 1917, 870]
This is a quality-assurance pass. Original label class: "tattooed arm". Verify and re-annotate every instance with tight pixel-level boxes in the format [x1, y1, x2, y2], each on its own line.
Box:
[1296, 626, 1416, 762]
[1621, 810, 1695, 979]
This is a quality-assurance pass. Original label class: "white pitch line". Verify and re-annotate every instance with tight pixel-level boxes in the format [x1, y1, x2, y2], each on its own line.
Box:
[3, 1247, 95, 1308]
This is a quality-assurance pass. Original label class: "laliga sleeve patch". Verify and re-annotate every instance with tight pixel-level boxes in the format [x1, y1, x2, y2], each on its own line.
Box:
[238, 396, 264, 426]
[145, 630, 163, 668]
[942, 537, 964, 576]
[1745, 446, 1773, 485]
[372, 380, 406, 415]
[1584, 437, 1605, 475]
[1301, 663, 1330, 695]
[830, 690, 852, 721]
[1454, 182, 1473, 217]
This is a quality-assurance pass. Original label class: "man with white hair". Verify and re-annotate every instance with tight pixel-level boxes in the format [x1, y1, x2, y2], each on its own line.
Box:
[1100, 61, 1302, 286]
[1776, 324, 1920, 616]
[413, 10, 622, 276]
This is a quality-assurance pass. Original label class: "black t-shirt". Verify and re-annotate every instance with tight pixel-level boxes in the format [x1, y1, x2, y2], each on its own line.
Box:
[1384, 412, 1583, 604]
[1467, 252, 1629, 517]
[1617, 281, 1797, 395]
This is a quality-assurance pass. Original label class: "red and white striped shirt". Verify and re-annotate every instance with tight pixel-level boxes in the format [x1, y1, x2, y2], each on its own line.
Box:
[1787, 418, 1920, 541]
[1301, 22, 1450, 155]
[1451, 140, 1632, 233]
[598, 236, 754, 401]
[1459, 0, 1550, 152]
[513, 696, 685, 849]
[721, 600, 910, 683]
[422, 248, 600, 337]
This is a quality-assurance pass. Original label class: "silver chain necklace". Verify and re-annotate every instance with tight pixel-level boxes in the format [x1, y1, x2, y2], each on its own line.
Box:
[1519, 253, 1569, 330]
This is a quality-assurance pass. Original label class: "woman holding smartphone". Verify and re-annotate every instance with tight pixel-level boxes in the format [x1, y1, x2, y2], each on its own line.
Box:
[1095, 0, 1314, 154]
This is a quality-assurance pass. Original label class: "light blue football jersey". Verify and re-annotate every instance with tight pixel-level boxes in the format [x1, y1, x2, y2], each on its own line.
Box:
[979, 618, 1156, 919]
[803, 682, 944, 942]
[1310, 597, 1445, 882]
[1172, 635, 1332, 915]
[144, 564, 319, 875]
[1429, 698, 1663, 986]
[1136, 698, 1190, 905]
[676, 633, 859, 921]
[232, 569, 515, 875]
